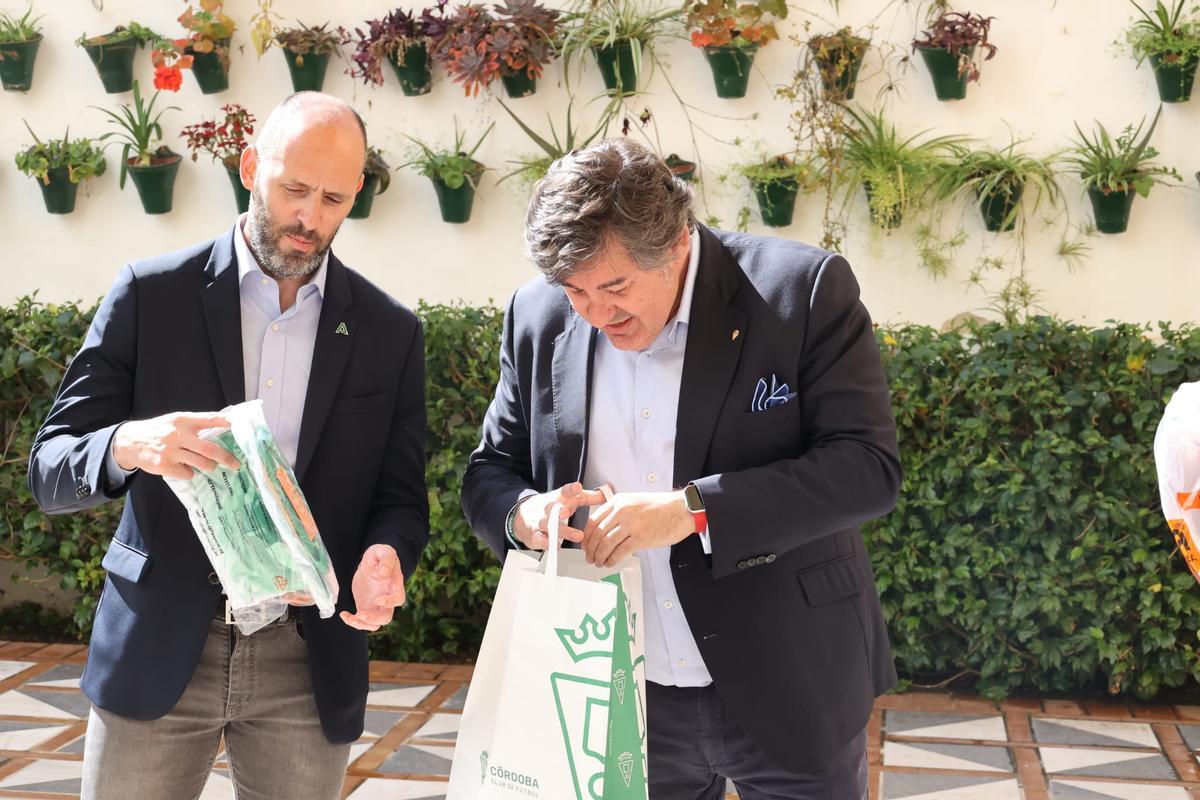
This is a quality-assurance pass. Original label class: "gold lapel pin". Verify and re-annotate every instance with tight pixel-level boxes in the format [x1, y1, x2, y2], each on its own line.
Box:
[731, 329, 741, 341]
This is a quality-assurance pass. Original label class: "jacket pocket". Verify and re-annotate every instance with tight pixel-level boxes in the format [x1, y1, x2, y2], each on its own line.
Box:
[101, 538, 151, 584]
[797, 556, 862, 606]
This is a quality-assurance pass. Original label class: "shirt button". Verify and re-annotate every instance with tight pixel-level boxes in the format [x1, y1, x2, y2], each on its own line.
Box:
[271, 323, 279, 332]
[265, 379, 275, 388]
[677, 659, 687, 668]
[664, 600, 674, 610]
[647, 473, 657, 483]
[641, 409, 651, 419]
[260, 277, 269, 286]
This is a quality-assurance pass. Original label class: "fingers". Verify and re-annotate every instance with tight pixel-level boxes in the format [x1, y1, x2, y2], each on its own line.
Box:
[589, 525, 631, 567]
[339, 610, 381, 631]
[603, 539, 637, 568]
[174, 447, 218, 476]
[189, 437, 240, 470]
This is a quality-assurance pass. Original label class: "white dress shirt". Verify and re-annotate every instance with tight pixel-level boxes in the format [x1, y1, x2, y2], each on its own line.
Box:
[582, 229, 714, 687]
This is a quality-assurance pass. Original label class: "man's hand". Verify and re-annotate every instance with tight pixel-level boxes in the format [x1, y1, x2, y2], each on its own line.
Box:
[112, 412, 239, 480]
[340, 544, 405, 631]
[582, 490, 695, 568]
[513, 482, 608, 550]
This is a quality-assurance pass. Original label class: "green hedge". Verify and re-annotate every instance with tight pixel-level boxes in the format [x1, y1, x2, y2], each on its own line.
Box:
[4, 297, 1200, 700]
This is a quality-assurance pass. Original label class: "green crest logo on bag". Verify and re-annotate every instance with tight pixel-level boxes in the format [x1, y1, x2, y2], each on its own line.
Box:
[481, 751, 489, 786]
[550, 575, 646, 800]
[618, 752, 634, 788]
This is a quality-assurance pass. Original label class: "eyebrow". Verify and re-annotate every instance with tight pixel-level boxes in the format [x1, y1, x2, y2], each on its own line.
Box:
[285, 179, 347, 200]
[564, 277, 627, 291]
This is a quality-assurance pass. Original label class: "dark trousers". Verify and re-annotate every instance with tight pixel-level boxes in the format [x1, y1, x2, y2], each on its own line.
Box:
[647, 682, 868, 800]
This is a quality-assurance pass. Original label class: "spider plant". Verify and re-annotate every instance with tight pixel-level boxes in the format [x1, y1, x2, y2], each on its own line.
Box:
[933, 138, 1064, 232]
[839, 106, 966, 229]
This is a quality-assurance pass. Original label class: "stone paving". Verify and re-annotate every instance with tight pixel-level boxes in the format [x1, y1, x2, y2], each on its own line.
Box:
[0, 641, 1198, 798]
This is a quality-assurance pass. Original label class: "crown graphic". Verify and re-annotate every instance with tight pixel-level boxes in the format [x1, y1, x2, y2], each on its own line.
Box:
[555, 610, 618, 663]
[618, 752, 634, 788]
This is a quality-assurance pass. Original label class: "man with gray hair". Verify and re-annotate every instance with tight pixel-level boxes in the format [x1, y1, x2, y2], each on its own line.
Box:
[462, 137, 901, 798]
[28, 92, 428, 799]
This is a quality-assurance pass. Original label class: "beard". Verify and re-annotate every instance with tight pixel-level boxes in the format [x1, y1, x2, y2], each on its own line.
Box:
[246, 186, 339, 280]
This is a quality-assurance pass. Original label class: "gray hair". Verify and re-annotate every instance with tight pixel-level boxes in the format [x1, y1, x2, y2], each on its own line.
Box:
[525, 138, 696, 285]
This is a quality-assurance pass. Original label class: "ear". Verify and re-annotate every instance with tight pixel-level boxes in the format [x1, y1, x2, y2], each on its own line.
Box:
[240, 147, 257, 192]
[356, 173, 365, 194]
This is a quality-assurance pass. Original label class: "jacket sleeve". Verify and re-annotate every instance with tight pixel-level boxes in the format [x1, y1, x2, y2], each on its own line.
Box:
[27, 265, 139, 515]
[693, 254, 902, 579]
[363, 317, 430, 584]
[461, 292, 537, 559]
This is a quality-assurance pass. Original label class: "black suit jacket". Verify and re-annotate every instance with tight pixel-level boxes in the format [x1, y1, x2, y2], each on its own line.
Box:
[27, 225, 429, 744]
[462, 225, 901, 771]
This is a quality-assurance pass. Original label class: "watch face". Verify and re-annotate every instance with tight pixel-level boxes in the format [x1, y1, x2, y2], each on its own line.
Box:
[684, 483, 704, 511]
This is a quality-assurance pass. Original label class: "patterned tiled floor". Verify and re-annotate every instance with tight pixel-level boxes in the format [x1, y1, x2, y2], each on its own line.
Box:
[1, 642, 1200, 798]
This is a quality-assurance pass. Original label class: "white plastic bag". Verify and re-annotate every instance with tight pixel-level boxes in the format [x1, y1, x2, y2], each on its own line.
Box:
[163, 400, 339, 633]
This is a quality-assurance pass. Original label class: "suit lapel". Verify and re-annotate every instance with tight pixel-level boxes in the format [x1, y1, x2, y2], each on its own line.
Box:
[551, 311, 597, 483]
[200, 227, 245, 408]
[295, 254, 355, 484]
[673, 226, 748, 486]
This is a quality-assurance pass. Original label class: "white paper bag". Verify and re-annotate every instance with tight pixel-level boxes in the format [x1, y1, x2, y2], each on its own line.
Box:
[449, 504, 647, 800]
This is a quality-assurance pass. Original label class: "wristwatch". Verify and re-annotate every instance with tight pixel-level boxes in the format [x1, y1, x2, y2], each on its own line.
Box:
[683, 482, 708, 534]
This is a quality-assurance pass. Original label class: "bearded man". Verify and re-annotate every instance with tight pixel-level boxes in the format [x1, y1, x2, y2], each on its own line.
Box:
[27, 91, 429, 800]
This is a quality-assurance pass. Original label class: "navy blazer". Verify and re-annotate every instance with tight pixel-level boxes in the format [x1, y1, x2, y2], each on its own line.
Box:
[462, 225, 901, 771]
[27, 225, 429, 744]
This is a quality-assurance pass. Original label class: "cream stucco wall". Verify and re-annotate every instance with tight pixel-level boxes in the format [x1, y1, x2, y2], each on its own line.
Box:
[1, 0, 1196, 326]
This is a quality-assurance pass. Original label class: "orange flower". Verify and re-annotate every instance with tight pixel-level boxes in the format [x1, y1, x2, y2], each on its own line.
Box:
[691, 30, 715, 47]
[154, 65, 183, 92]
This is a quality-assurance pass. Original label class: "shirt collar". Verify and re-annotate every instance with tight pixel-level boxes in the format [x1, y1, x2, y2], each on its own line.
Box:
[656, 228, 700, 348]
[234, 213, 329, 299]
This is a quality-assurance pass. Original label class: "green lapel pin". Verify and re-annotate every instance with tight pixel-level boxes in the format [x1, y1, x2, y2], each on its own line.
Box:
[335, 322, 349, 336]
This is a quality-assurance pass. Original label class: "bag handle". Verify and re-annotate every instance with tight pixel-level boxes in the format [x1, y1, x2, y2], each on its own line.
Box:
[543, 485, 615, 577]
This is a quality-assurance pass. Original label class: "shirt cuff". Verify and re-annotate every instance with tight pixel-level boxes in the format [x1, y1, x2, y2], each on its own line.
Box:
[698, 529, 712, 555]
[104, 426, 137, 491]
[504, 490, 538, 550]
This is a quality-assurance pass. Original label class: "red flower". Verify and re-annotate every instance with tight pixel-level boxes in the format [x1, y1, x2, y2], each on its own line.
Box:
[154, 65, 183, 92]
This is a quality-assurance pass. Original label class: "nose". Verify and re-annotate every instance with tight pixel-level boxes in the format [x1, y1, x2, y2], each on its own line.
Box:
[295, 195, 322, 233]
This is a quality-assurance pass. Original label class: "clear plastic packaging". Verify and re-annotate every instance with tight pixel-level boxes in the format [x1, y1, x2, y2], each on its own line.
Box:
[164, 400, 338, 634]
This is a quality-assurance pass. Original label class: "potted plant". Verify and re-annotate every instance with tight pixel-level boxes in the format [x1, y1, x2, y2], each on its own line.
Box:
[808, 27, 870, 101]
[1124, 0, 1200, 103]
[349, 147, 393, 220]
[1065, 107, 1180, 234]
[559, 0, 679, 96]
[497, 99, 616, 186]
[432, 0, 560, 98]
[402, 122, 495, 223]
[349, 4, 449, 96]
[14, 122, 107, 214]
[249, 4, 351, 93]
[739, 154, 814, 227]
[912, 11, 996, 101]
[0, 6, 43, 92]
[840, 106, 964, 229]
[76, 23, 160, 93]
[178, 0, 236, 94]
[685, 0, 785, 98]
[932, 139, 1063, 233]
[181, 104, 256, 214]
[93, 80, 183, 215]
[665, 152, 696, 181]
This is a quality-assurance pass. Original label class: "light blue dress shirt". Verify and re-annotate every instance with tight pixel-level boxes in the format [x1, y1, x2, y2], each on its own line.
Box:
[582, 229, 714, 688]
[106, 216, 328, 482]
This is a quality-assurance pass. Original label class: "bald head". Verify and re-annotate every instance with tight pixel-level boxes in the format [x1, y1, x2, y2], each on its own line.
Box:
[255, 91, 368, 171]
